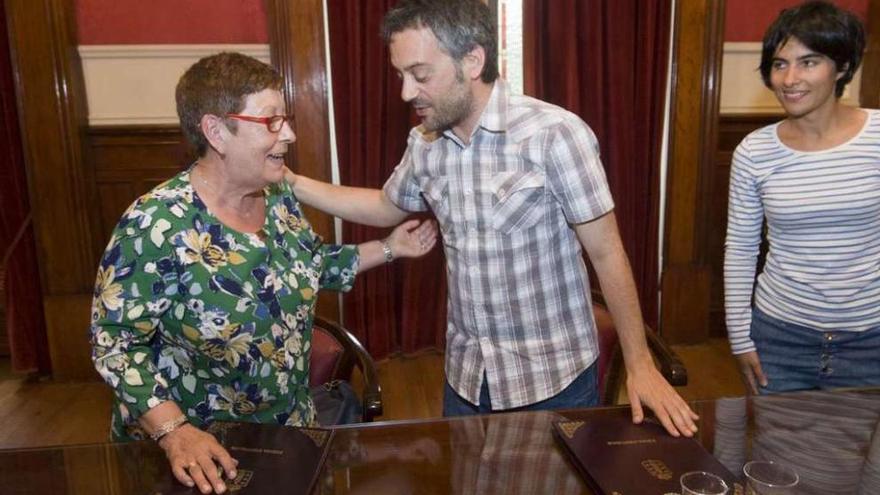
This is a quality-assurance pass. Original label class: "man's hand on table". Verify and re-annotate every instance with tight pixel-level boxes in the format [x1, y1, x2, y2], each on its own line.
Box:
[626, 362, 700, 437]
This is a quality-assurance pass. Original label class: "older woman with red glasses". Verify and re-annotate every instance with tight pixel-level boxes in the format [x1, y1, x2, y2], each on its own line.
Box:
[89, 52, 437, 494]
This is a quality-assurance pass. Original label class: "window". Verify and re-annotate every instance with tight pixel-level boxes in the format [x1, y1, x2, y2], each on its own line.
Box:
[497, 0, 523, 94]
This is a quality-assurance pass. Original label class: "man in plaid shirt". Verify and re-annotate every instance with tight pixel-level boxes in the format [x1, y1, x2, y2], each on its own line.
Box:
[290, 0, 697, 437]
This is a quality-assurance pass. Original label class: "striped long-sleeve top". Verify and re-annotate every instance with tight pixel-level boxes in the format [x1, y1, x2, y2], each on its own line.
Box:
[724, 109, 880, 355]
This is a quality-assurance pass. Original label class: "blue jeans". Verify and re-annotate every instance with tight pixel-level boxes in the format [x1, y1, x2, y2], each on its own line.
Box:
[442, 363, 599, 416]
[751, 306, 880, 394]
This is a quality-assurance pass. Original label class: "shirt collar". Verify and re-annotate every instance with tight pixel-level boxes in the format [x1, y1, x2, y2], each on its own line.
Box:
[439, 79, 509, 143]
[478, 79, 508, 133]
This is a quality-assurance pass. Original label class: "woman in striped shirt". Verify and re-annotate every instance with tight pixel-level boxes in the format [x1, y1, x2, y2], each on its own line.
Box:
[724, 1, 880, 394]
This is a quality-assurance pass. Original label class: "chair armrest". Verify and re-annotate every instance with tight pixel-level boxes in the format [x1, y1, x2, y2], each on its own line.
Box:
[313, 316, 383, 421]
[644, 326, 688, 386]
[590, 289, 688, 387]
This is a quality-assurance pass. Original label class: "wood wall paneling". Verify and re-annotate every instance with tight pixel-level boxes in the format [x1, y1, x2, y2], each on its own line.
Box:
[88, 125, 192, 244]
[43, 295, 95, 380]
[861, 0, 880, 108]
[6, 0, 96, 379]
[708, 114, 779, 334]
[661, 0, 726, 344]
[6, 0, 95, 293]
[266, 0, 340, 321]
[0, 264, 6, 356]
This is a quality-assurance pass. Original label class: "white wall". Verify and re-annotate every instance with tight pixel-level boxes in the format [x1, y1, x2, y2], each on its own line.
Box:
[79, 44, 270, 125]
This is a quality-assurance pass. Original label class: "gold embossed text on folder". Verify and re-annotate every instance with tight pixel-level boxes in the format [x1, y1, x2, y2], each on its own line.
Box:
[553, 414, 738, 494]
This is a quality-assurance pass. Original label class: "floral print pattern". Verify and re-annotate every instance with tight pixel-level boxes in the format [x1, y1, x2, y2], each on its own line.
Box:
[89, 170, 358, 441]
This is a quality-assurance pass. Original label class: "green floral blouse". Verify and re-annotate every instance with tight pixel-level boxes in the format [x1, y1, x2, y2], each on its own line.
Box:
[89, 169, 358, 441]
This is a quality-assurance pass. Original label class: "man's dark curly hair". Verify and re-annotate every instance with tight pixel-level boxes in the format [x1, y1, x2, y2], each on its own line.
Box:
[381, 0, 499, 83]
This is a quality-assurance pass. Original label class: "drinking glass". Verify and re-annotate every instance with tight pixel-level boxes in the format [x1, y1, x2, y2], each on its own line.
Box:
[680, 471, 729, 495]
[743, 460, 799, 494]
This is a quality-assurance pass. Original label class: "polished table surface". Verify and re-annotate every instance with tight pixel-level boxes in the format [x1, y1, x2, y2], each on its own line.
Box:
[1, 388, 878, 494]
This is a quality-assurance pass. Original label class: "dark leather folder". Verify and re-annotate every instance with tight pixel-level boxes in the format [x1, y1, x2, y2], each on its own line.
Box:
[553, 415, 742, 495]
[152, 421, 334, 495]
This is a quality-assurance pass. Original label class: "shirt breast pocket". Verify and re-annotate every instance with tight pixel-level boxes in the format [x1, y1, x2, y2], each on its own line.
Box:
[491, 171, 546, 234]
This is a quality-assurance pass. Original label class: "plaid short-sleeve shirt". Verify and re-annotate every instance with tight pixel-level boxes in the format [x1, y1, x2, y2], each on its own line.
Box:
[384, 81, 615, 409]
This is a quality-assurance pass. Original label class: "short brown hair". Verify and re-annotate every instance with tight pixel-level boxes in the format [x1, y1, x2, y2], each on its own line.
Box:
[760, 1, 864, 98]
[175, 52, 282, 156]
[381, 0, 499, 84]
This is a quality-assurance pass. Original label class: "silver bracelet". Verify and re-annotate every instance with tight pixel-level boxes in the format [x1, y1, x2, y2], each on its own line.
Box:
[150, 414, 188, 442]
[382, 239, 394, 263]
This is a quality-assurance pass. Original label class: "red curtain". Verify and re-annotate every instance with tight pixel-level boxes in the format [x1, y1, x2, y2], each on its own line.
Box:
[326, 1, 447, 359]
[0, 6, 50, 374]
[524, 0, 671, 328]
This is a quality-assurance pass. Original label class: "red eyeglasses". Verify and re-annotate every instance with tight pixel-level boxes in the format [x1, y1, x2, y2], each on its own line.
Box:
[225, 113, 294, 133]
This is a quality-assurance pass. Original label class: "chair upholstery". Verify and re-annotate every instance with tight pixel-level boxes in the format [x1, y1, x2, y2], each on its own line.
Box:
[592, 293, 688, 405]
[309, 325, 344, 387]
[309, 316, 383, 421]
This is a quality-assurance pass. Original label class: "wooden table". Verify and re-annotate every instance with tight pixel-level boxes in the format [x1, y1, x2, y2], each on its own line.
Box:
[1, 388, 878, 494]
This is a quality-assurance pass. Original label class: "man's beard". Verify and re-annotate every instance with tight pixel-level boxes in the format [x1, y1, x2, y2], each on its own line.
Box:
[418, 65, 474, 133]
[422, 89, 472, 132]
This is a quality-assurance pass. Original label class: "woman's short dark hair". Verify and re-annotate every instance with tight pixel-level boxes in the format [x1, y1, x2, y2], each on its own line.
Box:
[381, 0, 499, 83]
[760, 1, 865, 97]
[175, 52, 282, 156]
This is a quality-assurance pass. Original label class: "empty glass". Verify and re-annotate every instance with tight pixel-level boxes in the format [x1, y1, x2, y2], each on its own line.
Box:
[743, 460, 799, 494]
[680, 471, 729, 495]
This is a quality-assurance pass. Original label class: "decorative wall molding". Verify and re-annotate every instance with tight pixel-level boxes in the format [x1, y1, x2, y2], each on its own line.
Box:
[720, 42, 862, 114]
[80, 42, 868, 125]
[78, 44, 270, 125]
